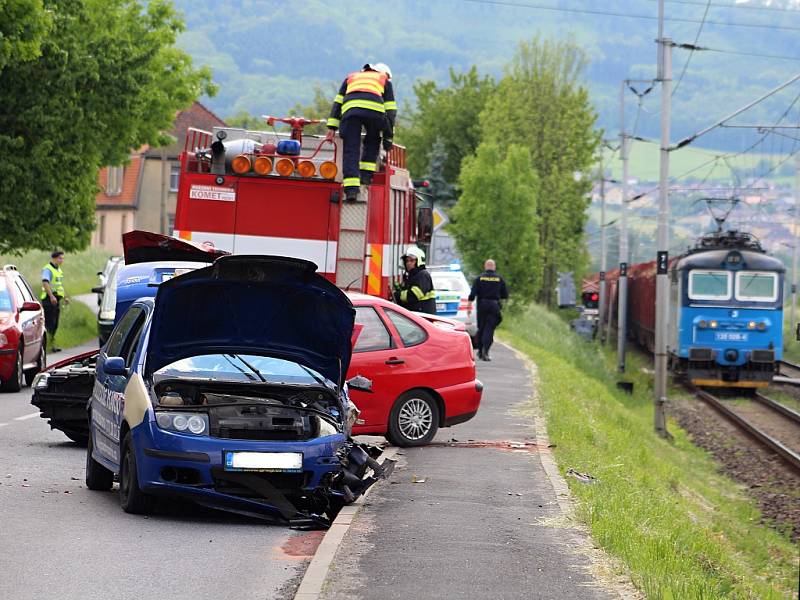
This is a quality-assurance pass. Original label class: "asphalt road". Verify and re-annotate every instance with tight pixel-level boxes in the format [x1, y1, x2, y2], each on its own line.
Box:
[0, 343, 312, 600]
[321, 343, 617, 600]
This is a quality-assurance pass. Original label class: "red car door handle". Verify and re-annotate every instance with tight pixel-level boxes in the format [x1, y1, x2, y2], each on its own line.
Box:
[385, 358, 405, 365]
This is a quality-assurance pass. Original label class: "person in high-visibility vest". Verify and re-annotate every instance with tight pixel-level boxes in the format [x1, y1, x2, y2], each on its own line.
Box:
[394, 246, 436, 315]
[41, 250, 69, 352]
[326, 63, 397, 201]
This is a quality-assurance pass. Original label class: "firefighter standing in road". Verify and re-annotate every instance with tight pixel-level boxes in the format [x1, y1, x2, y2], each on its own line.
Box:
[469, 259, 509, 361]
[394, 246, 437, 314]
[41, 251, 69, 353]
[326, 63, 397, 201]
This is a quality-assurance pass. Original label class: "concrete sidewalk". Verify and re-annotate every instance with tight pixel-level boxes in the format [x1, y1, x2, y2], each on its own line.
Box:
[319, 343, 627, 600]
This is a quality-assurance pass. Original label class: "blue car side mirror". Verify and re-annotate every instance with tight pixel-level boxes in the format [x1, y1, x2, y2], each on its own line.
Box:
[105, 356, 127, 376]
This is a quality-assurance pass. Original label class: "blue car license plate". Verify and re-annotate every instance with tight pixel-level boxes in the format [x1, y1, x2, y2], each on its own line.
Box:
[224, 451, 303, 472]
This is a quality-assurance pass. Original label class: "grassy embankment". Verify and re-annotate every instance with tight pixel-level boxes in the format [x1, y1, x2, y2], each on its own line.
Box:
[0, 248, 110, 350]
[501, 305, 798, 599]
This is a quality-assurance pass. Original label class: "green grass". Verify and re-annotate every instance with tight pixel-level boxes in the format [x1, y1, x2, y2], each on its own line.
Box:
[0, 247, 112, 298]
[501, 305, 798, 599]
[48, 301, 97, 351]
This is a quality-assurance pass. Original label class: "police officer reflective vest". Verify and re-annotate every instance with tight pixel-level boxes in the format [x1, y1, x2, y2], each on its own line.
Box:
[41, 263, 65, 299]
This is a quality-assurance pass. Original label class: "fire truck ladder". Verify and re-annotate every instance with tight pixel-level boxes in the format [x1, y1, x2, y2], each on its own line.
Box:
[335, 187, 370, 292]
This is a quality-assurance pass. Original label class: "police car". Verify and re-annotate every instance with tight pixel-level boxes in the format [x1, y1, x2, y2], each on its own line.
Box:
[428, 263, 477, 336]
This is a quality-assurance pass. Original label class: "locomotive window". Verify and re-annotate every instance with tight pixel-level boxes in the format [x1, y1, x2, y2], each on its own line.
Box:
[735, 271, 778, 302]
[688, 270, 730, 300]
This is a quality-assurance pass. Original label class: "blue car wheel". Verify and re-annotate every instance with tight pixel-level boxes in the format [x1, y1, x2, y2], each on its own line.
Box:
[119, 432, 155, 514]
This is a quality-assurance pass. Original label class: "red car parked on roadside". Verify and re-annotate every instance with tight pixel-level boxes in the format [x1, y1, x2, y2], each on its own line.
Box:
[0, 265, 46, 392]
[347, 293, 483, 446]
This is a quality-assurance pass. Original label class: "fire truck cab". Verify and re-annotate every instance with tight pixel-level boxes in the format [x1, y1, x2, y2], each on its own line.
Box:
[173, 119, 429, 298]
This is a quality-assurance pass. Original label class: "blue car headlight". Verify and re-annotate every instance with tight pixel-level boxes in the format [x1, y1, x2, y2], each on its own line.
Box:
[155, 411, 209, 435]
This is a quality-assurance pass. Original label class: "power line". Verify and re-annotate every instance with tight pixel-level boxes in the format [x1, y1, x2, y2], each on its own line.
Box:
[460, 0, 800, 32]
[672, 0, 712, 98]
[675, 0, 800, 13]
[702, 46, 800, 62]
[656, 0, 800, 13]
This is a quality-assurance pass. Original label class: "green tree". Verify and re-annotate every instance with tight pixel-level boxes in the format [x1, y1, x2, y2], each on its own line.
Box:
[0, 0, 51, 72]
[450, 142, 541, 302]
[225, 110, 263, 130]
[398, 66, 495, 186]
[289, 83, 338, 136]
[425, 139, 455, 208]
[0, 0, 215, 253]
[480, 37, 600, 304]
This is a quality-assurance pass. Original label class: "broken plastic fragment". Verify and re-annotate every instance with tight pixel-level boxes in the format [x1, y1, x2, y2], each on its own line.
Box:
[566, 468, 597, 484]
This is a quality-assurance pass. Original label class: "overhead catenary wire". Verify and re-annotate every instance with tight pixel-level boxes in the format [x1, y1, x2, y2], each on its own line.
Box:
[460, 0, 800, 32]
[672, 0, 712, 98]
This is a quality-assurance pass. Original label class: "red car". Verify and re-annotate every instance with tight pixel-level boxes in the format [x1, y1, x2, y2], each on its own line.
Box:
[347, 293, 483, 446]
[0, 265, 46, 392]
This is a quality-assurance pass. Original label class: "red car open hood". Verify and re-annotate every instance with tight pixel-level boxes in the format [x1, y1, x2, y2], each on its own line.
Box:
[122, 230, 229, 265]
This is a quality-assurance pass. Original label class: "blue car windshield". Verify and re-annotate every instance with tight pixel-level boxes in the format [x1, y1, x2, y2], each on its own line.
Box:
[155, 353, 332, 387]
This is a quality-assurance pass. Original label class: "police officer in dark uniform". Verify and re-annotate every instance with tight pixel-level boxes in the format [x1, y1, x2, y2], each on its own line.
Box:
[394, 246, 437, 314]
[469, 259, 508, 361]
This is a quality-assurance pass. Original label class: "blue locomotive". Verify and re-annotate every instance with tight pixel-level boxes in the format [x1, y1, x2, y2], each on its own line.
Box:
[668, 230, 785, 388]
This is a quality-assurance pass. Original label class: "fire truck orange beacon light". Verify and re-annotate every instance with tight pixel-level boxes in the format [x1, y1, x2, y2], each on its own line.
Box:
[319, 161, 337, 180]
[275, 158, 295, 177]
[297, 161, 316, 178]
[254, 156, 273, 175]
[231, 154, 251, 174]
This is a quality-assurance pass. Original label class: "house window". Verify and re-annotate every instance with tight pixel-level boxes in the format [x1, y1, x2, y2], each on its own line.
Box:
[121, 214, 128, 234]
[106, 166, 123, 195]
[99, 215, 106, 245]
[170, 165, 180, 192]
[167, 213, 175, 235]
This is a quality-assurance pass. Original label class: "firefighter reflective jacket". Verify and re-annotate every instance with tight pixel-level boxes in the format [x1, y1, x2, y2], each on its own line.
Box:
[327, 70, 397, 134]
[395, 266, 436, 314]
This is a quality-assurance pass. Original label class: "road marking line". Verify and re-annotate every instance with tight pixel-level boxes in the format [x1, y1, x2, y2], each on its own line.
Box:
[293, 445, 399, 600]
[13, 412, 39, 421]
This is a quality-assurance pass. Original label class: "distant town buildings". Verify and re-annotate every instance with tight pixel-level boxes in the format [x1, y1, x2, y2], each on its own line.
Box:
[92, 102, 226, 255]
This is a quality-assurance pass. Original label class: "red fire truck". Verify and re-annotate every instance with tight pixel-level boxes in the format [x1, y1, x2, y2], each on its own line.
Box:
[173, 117, 430, 297]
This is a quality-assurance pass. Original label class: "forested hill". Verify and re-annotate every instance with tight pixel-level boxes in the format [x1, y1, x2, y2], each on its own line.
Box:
[174, 0, 800, 145]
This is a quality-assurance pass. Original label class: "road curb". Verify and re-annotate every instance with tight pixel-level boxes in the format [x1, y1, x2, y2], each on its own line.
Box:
[293, 445, 399, 600]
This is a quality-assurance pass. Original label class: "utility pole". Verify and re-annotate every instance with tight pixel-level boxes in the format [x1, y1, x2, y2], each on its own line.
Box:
[792, 153, 800, 334]
[618, 81, 630, 372]
[599, 151, 607, 344]
[654, 0, 671, 437]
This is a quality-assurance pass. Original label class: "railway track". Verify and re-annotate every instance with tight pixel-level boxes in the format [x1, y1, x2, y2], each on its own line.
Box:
[687, 385, 800, 474]
[778, 359, 800, 380]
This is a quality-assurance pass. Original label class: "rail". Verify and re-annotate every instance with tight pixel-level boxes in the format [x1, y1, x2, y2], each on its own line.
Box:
[754, 392, 800, 425]
[778, 359, 800, 378]
[687, 384, 800, 474]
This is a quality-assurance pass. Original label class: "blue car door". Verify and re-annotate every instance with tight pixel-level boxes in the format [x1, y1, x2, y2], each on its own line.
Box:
[91, 305, 146, 471]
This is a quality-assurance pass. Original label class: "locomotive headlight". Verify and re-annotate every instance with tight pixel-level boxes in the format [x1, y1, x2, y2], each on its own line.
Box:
[698, 320, 707, 329]
[757, 322, 767, 331]
[747, 321, 757, 330]
[709, 320, 718, 329]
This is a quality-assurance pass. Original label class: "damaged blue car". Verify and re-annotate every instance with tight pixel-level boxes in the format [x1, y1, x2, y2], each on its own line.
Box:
[85, 252, 393, 527]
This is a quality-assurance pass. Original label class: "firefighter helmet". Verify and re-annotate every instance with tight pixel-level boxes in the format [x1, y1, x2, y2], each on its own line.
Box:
[363, 62, 392, 79]
[401, 245, 425, 266]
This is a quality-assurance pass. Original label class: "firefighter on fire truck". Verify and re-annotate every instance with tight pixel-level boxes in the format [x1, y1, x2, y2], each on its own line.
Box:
[326, 63, 397, 201]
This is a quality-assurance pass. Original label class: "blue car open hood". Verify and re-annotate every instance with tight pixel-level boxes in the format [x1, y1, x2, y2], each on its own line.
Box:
[145, 255, 355, 387]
